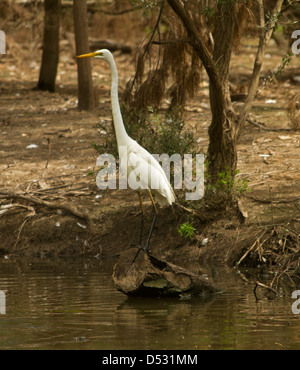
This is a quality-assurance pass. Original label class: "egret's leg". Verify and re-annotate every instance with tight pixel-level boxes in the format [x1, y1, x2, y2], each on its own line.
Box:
[138, 192, 144, 245]
[132, 193, 145, 263]
[132, 212, 157, 263]
[143, 190, 158, 252]
[144, 212, 157, 252]
[148, 189, 158, 213]
[132, 191, 158, 263]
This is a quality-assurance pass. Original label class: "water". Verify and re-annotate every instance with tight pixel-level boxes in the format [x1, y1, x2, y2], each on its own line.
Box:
[0, 259, 300, 350]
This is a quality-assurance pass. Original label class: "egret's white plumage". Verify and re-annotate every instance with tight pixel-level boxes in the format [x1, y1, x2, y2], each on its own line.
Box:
[77, 49, 175, 207]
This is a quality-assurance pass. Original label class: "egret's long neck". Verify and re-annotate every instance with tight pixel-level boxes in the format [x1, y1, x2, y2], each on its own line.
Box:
[108, 57, 129, 147]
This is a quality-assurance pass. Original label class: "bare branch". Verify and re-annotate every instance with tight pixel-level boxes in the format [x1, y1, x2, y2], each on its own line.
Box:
[0, 190, 89, 220]
[238, 0, 284, 130]
[167, 0, 225, 111]
[126, 0, 165, 96]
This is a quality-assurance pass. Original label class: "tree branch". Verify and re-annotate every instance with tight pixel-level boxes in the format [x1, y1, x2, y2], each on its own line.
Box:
[238, 0, 284, 131]
[0, 190, 89, 220]
[126, 0, 165, 95]
[166, 0, 225, 112]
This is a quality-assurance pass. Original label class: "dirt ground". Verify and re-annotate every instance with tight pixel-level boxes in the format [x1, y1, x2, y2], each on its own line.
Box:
[0, 4, 299, 278]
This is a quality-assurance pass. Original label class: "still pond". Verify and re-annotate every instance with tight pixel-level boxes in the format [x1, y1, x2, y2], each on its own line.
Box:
[0, 259, 299, 350]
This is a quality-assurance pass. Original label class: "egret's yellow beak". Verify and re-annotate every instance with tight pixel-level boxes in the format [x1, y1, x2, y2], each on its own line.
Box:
[76, 52, 98, 59]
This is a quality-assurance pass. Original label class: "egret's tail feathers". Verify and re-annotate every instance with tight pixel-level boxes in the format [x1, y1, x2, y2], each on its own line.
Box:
[154, 189, 176, 206]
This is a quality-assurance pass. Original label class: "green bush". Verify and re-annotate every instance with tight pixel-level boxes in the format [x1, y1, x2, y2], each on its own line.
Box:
[95, 105, 199, 166]
[204, 166, 250, 209]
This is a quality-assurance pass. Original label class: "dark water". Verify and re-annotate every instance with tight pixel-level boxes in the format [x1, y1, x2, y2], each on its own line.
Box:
[0, 259, 299, 350]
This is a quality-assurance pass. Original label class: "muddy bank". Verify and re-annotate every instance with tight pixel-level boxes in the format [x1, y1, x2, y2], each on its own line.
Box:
[0, 187, 299, 275]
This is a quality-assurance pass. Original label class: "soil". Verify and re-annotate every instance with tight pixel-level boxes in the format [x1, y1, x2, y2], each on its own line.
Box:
[0, 4, 299, 277]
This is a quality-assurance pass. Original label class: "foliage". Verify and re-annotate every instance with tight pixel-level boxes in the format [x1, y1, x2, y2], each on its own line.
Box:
[215, 167, 249, 195]
[131, 0, 159, 17]
[260, 52, 292, 93]
[204, 166, 250, 208]
[95, 106, 199, 159]
[178, 222, 196, 240]
[146, 107, 198, 157]
[125, 0, 254, 111]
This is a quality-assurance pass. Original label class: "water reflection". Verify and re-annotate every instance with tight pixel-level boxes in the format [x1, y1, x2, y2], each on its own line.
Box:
[0, 260, 299, 350]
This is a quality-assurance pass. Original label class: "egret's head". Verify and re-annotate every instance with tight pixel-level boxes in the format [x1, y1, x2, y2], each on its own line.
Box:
[76, 49, 112, 61]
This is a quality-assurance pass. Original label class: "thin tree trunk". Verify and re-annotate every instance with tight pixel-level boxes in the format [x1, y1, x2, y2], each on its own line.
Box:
[37, 0, 61, 92]
[238, 0, 284, 130]
[73, 0, 94, 111]
[207, 2, 237, 181]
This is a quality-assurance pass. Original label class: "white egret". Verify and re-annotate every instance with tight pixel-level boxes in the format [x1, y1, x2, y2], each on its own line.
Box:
[77, 49, 175, 259]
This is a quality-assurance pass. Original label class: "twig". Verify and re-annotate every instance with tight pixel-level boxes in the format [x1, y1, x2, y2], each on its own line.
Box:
[254, 281, 279, 300]
[43, 137, 51, 179]
[247, 118, 295, 132]
[0, 190, 89, 220]
[13, 207, 36, 251]
[127, 0, 165, 94]
[143, 0, 165, 54]
[29, 184, 70, 193]
[238, 0, 284, 127]
[236, 240, 258, 266]
[236, 230, 267, 266]
[235, 269, 279, 300]
[269, 186, 274, 225]
[173, 202, 196, 215]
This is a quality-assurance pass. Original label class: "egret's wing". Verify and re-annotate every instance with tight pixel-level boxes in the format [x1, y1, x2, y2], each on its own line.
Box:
[127, 142, 175, 205]
[127, 151, 153, 190]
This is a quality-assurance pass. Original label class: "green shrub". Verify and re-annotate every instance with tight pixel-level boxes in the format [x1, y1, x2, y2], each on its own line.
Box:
[178, 222, 196, 239]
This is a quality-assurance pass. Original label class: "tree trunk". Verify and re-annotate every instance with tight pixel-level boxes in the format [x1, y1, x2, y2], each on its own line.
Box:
[207, 105, 237, 182]
[167, 0, 238, 182]
[37, 0, 61, 92]
[73, 0, 94, 111]
[207, 2, 237, 181]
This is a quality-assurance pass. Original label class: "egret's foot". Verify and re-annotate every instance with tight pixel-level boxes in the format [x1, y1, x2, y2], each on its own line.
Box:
[132, 244, 150, 263]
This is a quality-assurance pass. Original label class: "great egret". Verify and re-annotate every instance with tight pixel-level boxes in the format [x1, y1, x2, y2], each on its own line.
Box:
[77, 49, 175, 259]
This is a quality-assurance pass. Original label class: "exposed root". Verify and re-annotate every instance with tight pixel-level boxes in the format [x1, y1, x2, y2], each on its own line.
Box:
[0, 190, 89, 221]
